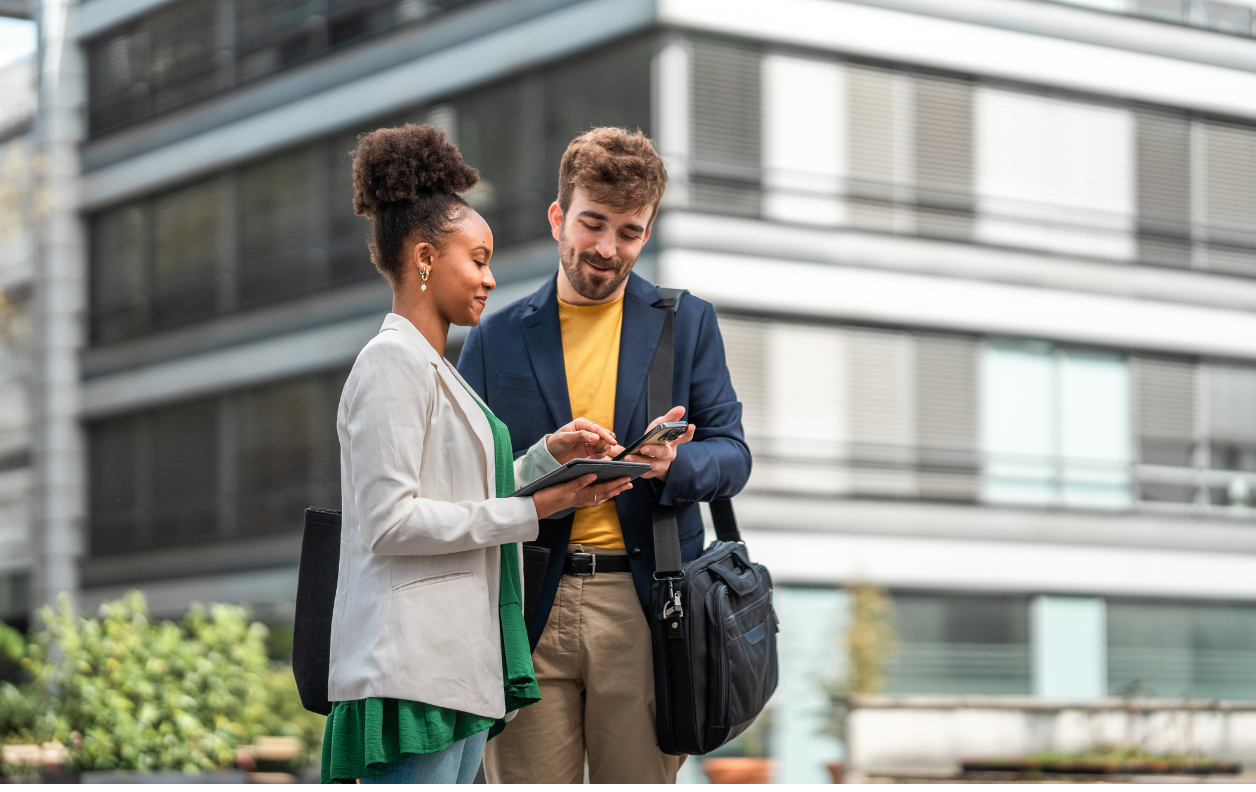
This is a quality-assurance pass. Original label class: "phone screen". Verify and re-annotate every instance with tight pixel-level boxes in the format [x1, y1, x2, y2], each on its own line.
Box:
[612, 422, 688, 461]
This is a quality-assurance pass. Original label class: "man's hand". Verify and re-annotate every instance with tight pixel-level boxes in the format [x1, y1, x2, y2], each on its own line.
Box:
[616, 406, 696, 481]
[546, 417, 617, 464]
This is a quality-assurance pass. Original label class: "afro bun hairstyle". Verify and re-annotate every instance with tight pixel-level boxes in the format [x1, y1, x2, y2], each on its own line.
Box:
[350, 123, 480, 285]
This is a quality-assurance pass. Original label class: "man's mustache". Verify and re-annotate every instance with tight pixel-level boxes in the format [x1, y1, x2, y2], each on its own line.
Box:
[580, 251, 622, 272]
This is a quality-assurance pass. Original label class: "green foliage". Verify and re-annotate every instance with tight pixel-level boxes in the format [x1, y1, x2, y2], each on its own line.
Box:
[0, 592, 322, 773]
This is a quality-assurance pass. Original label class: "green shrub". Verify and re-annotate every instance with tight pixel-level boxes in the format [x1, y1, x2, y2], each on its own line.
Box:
[1, 592, 322, 773]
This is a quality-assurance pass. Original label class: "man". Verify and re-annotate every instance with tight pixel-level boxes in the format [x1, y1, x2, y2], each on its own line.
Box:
[458, 127, 751, 783]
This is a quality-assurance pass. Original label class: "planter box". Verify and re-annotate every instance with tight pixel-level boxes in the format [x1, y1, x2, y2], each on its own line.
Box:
[80, 770, 249, 784]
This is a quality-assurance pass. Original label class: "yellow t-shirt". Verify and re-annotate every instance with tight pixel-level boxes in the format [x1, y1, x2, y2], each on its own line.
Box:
[558, 294, 625, 549]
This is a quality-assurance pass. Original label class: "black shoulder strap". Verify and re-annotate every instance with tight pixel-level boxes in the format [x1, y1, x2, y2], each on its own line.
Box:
[648, 289, 740, 579]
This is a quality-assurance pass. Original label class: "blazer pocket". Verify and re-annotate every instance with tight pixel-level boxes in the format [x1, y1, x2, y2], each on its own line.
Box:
[496, 373, 541, 393]
[392, 569, 472, 593]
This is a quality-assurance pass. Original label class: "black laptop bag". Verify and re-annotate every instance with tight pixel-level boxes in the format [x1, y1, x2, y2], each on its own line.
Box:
[293, 506, 341, 715]
[647, 289, 779, 756]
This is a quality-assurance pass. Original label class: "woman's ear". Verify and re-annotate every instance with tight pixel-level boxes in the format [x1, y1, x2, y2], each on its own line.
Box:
[412, 241, 436, 273]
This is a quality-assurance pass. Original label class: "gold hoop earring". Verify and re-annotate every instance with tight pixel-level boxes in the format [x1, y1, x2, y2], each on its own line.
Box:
[420, 267, 429, 291]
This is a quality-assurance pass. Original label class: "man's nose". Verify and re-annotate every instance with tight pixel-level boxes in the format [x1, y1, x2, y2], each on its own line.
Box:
[595, 234, 616, 260]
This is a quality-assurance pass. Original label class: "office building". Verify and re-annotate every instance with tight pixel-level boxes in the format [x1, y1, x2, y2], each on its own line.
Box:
[28, 0, 1256, 779]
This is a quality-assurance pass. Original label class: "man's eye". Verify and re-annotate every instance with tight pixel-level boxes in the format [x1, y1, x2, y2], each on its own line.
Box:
[582, 222, 602, 231]
[622, 234, 640, 242]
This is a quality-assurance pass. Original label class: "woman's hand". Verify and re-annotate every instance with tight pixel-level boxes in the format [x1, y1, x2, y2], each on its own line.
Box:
[531, 474, 633, 520]
[546, 417, 617, 464]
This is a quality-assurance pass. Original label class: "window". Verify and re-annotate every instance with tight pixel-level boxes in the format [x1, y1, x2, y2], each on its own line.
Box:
[88, 36, 653, 342]
[718, 316, 980, 501]
[88, 370, 346, 556]
[1135, 109, 1192, 267]
[762, 54, 846, 226]
[89, 137, 372, 342]
[86, 0, 474, 135]
[1109, 599, 1256, 700]
[974, 88, 1135, 260]
[691, 38, 762, 215]
[982, 342, 1131, 508]
[887, 592, 1032, 695]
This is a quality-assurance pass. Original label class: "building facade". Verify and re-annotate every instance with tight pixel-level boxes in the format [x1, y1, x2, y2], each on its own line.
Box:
[30, 0, 1256, 780]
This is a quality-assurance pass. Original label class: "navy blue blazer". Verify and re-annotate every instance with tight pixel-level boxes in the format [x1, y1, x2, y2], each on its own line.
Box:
[458, 271, 751, 646]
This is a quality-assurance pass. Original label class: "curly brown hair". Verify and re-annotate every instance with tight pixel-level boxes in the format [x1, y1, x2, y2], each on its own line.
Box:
[557, 127, 668, 226]
[351, 123, 479, 284]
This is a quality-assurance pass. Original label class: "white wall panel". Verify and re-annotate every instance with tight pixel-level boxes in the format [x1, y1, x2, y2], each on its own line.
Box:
[975, 88, 1134, 259]
[762, 54, 846, 225]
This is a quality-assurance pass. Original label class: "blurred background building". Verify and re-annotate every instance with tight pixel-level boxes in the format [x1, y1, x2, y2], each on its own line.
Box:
[7, 0, 1256, 781]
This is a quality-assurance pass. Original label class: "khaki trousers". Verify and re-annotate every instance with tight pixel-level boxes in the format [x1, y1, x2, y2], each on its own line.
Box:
[485, 546, 685, 784]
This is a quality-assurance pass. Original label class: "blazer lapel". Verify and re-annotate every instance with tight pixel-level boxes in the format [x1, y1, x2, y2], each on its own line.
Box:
[522, 276, 574, 428]
[434, 360, 496, 498]
[614, 273, 666, 435]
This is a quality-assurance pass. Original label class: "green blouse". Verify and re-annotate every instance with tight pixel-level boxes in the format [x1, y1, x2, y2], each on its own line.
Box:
[320, 393, 541, 783]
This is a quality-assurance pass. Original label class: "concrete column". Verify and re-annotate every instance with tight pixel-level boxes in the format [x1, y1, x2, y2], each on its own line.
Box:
[32, 0, 86, 611]
[1032, 595, 1107, 699]
[653, 35, 690, 211]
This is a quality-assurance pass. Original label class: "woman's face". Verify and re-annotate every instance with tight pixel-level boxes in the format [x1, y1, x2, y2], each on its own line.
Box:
[422, 209, 496, 327]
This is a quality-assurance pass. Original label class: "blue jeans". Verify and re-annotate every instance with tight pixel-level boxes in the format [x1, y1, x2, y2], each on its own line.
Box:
[360, 729, 488, 784]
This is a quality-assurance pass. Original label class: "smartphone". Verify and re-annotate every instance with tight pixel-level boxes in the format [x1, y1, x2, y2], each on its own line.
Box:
[612, 421, 689, 461]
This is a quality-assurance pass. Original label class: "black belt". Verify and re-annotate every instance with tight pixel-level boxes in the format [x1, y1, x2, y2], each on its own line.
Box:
[563, 551, 632, 576]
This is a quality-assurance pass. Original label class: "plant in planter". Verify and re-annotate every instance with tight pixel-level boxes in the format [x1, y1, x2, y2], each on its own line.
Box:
[820, 584, 898, 783]
[0, 592, 323, 779]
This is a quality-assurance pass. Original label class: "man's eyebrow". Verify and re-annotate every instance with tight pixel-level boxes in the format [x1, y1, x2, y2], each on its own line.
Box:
[622, 222, 646, 234]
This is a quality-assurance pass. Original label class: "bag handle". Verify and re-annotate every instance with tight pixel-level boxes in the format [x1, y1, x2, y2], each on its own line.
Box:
[648, 289, 740, 582]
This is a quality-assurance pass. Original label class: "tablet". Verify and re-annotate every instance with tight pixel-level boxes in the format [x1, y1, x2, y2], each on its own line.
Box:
[511, 459, 651, 518]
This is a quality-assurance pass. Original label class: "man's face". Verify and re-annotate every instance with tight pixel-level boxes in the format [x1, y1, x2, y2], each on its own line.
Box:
[551, 186, 653, 303]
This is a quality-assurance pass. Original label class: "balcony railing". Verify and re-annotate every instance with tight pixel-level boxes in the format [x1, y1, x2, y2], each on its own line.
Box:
[745, 439, 1256, 517]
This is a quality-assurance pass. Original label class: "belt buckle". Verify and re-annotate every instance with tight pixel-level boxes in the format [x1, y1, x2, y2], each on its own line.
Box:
[570, 551, 596, 577]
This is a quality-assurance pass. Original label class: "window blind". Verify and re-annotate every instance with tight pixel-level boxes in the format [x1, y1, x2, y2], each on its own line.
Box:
[690, 38, 761, 214]
[1201, 121, 1256, 277]
[715, 315, 767, 442]
[914, 75, 973, 240]
[847, 65, 901, 231]
[1135, 109, 1192, 268]
[848, 327, 917, 496]
[916, 333, 978, 500]
[1208, 364, 1256, 445]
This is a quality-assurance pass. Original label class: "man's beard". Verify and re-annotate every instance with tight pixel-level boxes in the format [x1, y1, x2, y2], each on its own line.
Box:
[559, 229, 635, 301]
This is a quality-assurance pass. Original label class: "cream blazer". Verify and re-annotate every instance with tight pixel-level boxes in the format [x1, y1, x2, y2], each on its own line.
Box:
[327, 313, 559, 717]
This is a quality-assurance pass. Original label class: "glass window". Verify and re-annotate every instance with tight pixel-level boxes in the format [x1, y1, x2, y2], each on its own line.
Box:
[982, 341, 1055, 505]
[762, 54, 847, 226]
[237, 374, 339, 536]
[238, 148, 322, 308]
[87, 370, 346, 556]
[974, 88, 1135, 260]
[91, 205, 150, 342]
[149, 398, 219, 548]
[151, 180, 221, 327]
[887, 592, 1031, 695]
[85, 0, 478, 135]
[1109, 599, 1256, 700]
[982, 342, 1130, 507]
[1061, 351, 1130, 507]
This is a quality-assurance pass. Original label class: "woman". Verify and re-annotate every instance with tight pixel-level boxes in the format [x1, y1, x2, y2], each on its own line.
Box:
[321, 124, 632, 784]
